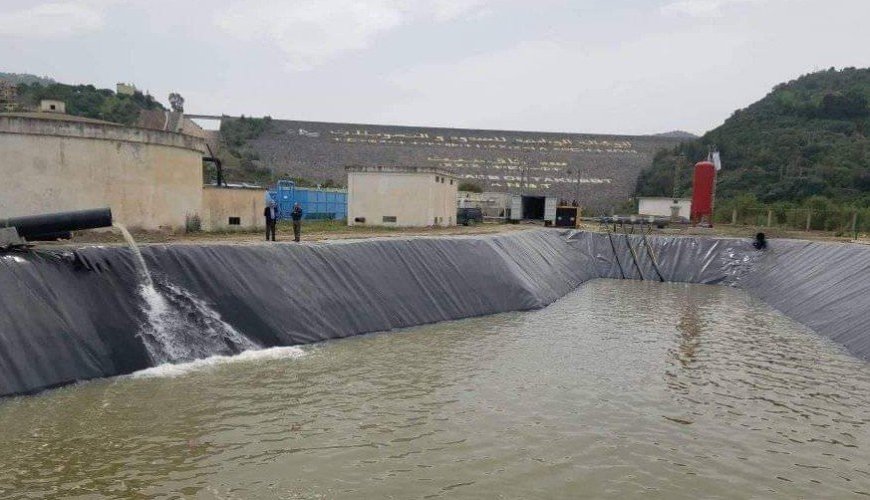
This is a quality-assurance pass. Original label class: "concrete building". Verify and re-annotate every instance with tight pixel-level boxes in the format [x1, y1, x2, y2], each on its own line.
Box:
[638, 197, 692, 219]
[0, 112, 207, 230]
[0, 81, 16, 112]
[347, 165, 458, 227]
[116, 83, 136, 96]
[201, 184, 267, 231]
[39, 100, 65, 114]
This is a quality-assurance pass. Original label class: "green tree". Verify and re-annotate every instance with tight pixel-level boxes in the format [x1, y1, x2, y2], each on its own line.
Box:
[635, 67, 870, 215]
[458, 181, 483, 193]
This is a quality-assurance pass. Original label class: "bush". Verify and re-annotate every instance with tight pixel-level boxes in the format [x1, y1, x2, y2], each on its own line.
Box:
[458, 182, 483, 193]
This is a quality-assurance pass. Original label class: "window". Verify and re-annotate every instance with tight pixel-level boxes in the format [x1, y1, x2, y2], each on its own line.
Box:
[228, 217, 241, 225]
[435, 176, 440, 183]
[450, 179, 453, 185]
[441, 177, 445, 183]
[49, 104, 56, 110]
[383, 216, 397, 223]
[354, 217, 366, 223]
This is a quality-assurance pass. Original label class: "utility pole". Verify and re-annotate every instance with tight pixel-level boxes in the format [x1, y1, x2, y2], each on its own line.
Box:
[673, 154, 685, 200]
[567, 167, 580, 204]
[574, 166, 580, 203]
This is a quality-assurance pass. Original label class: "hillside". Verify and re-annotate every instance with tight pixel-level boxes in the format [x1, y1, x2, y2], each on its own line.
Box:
[0, 72, 55, 86]
[636, 67, 870, 213]
[3, 75, 164, 126]
[655, 130, 698, 139]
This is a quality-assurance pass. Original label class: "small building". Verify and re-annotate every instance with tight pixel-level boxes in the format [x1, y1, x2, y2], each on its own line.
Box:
[346, 165, 458, 227]
[39, 100, 65, 114]
[116, 82, 136, 96]
[509, 195, 559, 225]
[201, 184, 267, 231]
[638, 197, 691, 219]
[0, 81, 17, 111]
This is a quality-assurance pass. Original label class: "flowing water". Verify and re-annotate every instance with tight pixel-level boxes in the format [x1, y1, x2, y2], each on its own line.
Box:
[114, 223, 258, 364]
[113, 223, 153, 288]
[1, 280, 869, 499]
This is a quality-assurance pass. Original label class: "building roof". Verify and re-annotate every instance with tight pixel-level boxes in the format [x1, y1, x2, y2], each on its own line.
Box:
[203, 183, 266, 190]
[0, 111, 116, 125]
[637, 196, 692, 202]
[345, 165, 458, 179]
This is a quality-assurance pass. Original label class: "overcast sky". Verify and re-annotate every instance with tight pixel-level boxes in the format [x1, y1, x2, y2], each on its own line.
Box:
[1, 0, 868, 135]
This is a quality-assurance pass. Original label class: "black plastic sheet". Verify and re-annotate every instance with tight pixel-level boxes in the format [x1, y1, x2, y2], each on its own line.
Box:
[2, 230, 868, 397]
[0, 231, 590, 396]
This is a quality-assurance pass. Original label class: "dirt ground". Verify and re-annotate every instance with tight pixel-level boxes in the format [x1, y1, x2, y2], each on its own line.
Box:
[35, 219, 868, 248]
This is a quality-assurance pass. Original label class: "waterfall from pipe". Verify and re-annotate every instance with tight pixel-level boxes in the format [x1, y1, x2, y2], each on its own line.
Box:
[113, 223, 153, 287]
[112, 223, 258, 364]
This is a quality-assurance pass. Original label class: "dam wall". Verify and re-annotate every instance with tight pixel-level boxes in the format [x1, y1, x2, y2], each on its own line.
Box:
[244, 119, 681, 211]
[1, 230, 868, 397]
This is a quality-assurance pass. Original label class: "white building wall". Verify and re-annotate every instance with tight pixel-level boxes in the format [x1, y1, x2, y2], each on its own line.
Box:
[348, 170, 458, 227]
[638, 197, 692, 219]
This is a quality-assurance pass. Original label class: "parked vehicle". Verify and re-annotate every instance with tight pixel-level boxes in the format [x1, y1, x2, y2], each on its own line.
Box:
[457, 207, 484, 226]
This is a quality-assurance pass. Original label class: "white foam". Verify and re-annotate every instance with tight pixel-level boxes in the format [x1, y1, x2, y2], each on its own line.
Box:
[130, 346, 306, 379]
[0, 255, 28, 264]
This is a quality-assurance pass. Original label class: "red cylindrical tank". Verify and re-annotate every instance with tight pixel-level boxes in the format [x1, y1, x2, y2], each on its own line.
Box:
[691, 161, 716, 225]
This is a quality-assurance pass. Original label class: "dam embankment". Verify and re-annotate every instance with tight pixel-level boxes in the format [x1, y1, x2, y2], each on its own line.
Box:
[1, 230, 868, 397]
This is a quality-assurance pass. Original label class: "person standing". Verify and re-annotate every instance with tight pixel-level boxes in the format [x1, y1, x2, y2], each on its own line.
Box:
[264, 200, 278, 241]
[291, 202, 303, 242]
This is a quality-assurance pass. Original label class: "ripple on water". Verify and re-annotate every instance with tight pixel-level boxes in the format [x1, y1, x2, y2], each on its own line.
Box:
[0, 280, 869, 499]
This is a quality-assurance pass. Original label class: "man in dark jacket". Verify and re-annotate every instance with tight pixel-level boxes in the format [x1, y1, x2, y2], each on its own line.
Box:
[264, 200, 278, 241]
[291, 202, 303, 242]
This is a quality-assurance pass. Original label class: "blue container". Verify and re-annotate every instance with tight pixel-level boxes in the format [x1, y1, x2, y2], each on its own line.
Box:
[268, 180, 347, 221]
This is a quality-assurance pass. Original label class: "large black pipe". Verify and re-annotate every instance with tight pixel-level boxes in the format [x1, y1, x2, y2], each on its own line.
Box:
[1, 208, 112, 239]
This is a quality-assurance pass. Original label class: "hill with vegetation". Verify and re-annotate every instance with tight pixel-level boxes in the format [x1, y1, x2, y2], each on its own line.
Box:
[2, 73, 164, 126]
[636, 67, 869, 225]
[0, 72, 56, 86]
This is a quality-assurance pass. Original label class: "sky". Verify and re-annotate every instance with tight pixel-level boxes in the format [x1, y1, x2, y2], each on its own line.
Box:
[0, 0, 868, 135]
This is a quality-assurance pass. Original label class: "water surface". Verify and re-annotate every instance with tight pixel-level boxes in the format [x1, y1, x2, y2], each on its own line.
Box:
[1, 280, 869, 498]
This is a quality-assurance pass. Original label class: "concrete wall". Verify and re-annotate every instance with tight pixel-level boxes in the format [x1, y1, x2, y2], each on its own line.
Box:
[0, 115, 205, 230]
[201, 186, 266, 231]
[638, 197, 691, 219]
[348, 170, 458, 227]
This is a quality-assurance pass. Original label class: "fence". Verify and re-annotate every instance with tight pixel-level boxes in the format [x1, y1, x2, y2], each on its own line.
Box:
[714, 206, 868, 236]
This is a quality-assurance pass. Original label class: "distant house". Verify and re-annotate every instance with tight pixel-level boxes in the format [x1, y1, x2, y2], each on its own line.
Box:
[638, 197, 691, 219]
[116, 82, 136, 95]
[39, 99, 65, 114]
[0, 81, 17, 111]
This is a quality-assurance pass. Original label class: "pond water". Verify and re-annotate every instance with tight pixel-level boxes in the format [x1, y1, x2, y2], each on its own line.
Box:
[1, 280, 868, 499]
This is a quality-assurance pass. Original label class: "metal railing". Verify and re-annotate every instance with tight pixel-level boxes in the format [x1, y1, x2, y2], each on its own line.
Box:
[714, 206, 867, 237]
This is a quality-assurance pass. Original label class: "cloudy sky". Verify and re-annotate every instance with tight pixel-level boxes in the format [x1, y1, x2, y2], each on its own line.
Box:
[1, 0, 868, 135]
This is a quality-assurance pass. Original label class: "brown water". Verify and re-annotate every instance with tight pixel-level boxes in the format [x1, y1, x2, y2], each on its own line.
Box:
[1, 280, 869, 499]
